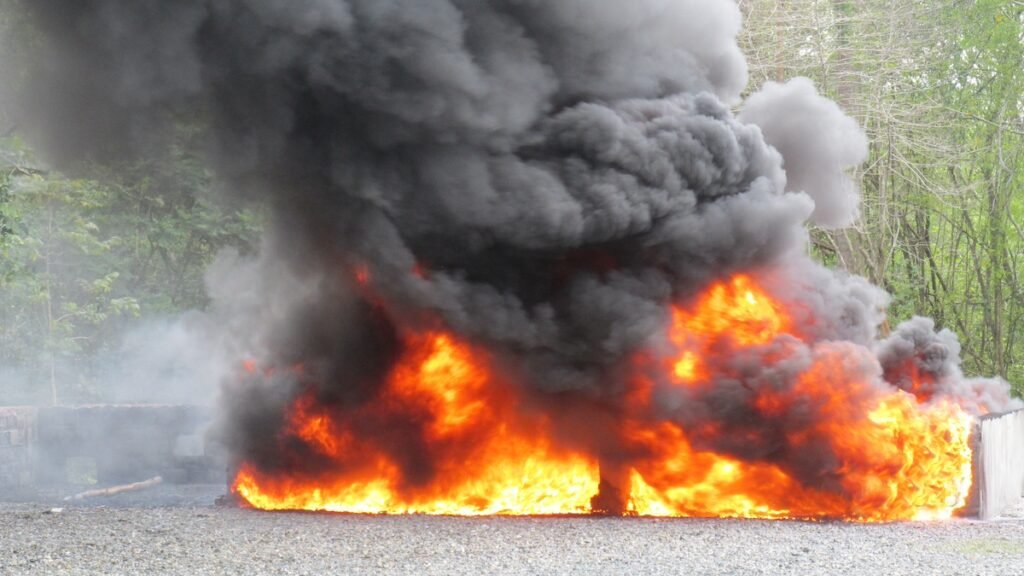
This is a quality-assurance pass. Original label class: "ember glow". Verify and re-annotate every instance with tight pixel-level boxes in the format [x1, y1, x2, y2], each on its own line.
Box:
[232, 274, 974, 521]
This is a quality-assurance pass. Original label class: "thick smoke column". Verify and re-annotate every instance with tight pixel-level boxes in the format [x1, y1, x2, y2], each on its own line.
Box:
[19, 0, 810, 388]
[12, 0, 1019, 515]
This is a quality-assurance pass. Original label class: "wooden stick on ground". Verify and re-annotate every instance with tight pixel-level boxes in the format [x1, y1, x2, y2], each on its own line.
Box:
[63, 476, 164, 501]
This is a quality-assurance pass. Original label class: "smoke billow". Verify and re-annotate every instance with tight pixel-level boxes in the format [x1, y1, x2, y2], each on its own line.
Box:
[11, 0, 1019, 510]
[740, 77, 868, 229]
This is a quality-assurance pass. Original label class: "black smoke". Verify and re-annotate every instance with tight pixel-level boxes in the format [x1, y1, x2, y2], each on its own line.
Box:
[10, 0, 1018, 508]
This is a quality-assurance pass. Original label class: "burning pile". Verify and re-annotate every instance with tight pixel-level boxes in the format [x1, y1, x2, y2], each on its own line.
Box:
[17, 0, 1018, 520]
[230, 273, 975, 521]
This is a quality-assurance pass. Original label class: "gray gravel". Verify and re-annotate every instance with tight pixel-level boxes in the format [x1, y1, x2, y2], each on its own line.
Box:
[2, 502, 1024, 576]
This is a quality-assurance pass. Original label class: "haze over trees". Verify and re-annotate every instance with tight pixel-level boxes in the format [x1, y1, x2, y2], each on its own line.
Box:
[0, 0, 261, 403]
[1, 0, 1023, 403]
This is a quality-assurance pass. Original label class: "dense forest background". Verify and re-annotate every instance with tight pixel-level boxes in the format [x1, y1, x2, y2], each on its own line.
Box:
[1, 0, 1023, 404]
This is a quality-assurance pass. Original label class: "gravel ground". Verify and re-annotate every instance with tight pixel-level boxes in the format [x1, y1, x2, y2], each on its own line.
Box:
[2, 498, 1024, 576]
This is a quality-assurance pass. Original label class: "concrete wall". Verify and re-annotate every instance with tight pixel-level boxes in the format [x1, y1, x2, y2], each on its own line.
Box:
[976, 409, 1024, 519]
[0, 407, 37, 490]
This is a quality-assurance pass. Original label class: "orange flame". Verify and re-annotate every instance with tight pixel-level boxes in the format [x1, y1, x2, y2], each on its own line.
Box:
[234, 333, 598, 515]
[232, 274, 975, 521]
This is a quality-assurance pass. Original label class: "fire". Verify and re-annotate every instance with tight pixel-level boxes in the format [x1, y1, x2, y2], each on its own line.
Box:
[232, 274, 975, 521]
[233, 333, 599, 515]
[623, 369, 973, 521]
[672, 275, 791, 347]
[354, 263, 371, 286]
[668, 274, 790, 386]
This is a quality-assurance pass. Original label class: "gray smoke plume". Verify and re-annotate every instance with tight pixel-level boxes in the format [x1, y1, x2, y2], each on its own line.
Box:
[877, 316, 1019, 414]
[11, 0, 1018, 512]
[740, 77, 868, 229]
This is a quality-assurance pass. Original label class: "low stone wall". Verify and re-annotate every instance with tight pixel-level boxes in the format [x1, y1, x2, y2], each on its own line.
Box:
[975, 409, 1024, 519]
[35, 404, 221, 485]
[0, 404, 223, 491]
[0, 407, 37, 489]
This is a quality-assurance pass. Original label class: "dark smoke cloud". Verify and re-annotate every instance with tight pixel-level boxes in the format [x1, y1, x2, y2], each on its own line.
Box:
[10, 0, 1018, 501]
[877, 317, 1018, 414]
[16, 0, 809, 393]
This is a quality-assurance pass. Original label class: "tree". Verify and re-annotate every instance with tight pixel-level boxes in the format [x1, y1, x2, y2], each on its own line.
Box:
[740, 0, 1024, 392]
[0, 132, 261, 404]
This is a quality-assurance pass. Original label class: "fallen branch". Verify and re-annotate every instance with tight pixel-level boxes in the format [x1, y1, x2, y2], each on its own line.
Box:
[63, 476, 163, 501]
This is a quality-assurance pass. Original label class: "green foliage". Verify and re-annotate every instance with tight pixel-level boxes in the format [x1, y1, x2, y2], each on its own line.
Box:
[0, 133, 261, 404]
[0, 0, 261, 404]
[884, 0, 1024, 388]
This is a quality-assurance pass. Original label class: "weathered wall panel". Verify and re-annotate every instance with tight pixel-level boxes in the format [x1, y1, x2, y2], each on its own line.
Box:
[977, 409, 1024, 519]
